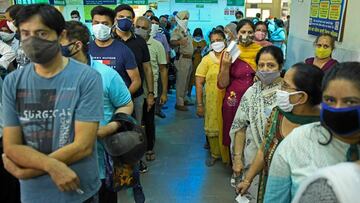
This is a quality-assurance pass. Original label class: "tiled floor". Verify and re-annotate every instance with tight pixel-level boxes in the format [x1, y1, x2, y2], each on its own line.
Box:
[118, 90, 235, 203]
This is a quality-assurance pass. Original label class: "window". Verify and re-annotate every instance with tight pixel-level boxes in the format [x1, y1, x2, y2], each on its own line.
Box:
[262, 9, 270, 21]
[246, 8, 262, 18]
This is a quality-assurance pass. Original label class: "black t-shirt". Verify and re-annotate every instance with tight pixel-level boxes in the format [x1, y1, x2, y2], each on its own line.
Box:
[118, 33, 150, 98]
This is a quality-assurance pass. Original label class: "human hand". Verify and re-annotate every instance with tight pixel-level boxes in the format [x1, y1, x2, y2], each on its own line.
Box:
[236, 179, 252, 195]
[180, 37, 188, 46]
[146, 94, 155, 112]
[46, 159, 80, 192]
[196, 106, 204, 117]
[222, 52, 232, 68]
[159, 94, 168, 105]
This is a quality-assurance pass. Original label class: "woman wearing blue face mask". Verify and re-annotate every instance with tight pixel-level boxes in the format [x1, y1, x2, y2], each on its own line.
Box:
[235, 63, 323, 203]
[229, 46, 283, 194]
[264, 62, 360, 203]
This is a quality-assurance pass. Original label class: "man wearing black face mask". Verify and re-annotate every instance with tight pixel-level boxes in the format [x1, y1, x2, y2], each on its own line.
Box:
[1, 4, 104, 203]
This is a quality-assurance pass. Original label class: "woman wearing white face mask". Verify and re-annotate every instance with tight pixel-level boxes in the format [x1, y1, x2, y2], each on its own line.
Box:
[235, 63, 323, 203]
[195, 30, 230, 166]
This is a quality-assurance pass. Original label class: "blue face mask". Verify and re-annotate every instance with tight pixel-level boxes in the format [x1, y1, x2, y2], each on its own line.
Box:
[321, 103, 360, 136]
[117, 18, 133, 32]
[61, 42, 77, 57]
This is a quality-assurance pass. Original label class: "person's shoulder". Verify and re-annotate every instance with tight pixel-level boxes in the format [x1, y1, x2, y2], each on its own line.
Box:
[5, 62, 33, 81]
[68, 58, 100, 78]
[283, 122, 323, 145]
[133, 34, 147, 44]
[151, 38, 163, 47]
[92, 60, 118, 78]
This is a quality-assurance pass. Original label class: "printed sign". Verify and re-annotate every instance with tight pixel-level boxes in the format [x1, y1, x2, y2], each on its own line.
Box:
[308, 0, 348, 41]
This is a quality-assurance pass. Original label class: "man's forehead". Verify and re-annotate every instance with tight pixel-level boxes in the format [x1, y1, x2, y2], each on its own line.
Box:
[19, 15, 50, 31]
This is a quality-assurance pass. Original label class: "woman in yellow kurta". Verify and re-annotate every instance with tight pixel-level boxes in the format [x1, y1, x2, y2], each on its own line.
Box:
[195, 30, 230, 166]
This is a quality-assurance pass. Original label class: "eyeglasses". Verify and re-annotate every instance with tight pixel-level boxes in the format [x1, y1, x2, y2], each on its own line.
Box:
[280, 81, 298, 91]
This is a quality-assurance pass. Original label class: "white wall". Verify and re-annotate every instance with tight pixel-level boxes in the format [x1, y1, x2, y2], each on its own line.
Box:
[285, 0, 360, 69]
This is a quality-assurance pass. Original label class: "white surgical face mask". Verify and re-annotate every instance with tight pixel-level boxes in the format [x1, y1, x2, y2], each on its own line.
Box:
[72, 17, 80, 22]
[176, 16, 188, 31]
[6, 21, 17, 33]
[276, 90, 302, 112]
[92, 24, 111, 41]
[211, 41, 225, 53]
[150, 24, 159, 36]
[0, 31, 15, 42]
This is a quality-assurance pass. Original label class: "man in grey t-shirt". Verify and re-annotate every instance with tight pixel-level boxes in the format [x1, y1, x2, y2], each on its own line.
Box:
[1, 4, 103, 203]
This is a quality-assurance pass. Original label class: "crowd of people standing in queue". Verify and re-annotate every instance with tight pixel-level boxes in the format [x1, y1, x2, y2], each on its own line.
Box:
[0, 3, 359, 203]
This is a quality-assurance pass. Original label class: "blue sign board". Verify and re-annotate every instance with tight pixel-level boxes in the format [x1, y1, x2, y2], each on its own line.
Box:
[308, 0, 348, 41]
[83, 0, 117, 5]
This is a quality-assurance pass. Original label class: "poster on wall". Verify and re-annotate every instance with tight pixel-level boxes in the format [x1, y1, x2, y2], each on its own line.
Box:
[175, 0, 217, 3]
[227, 0, 244, 6]
[15, 0, 48, 4]
[120, 0, 148, 5]
[49, 0, 66, 5]
[308, 0, 348, 41]
[84, 4, 117, 22]
[83, 0, 116, 5]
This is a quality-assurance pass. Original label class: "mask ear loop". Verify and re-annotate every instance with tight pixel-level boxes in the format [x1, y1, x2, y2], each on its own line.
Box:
[288, 91, 306, 106]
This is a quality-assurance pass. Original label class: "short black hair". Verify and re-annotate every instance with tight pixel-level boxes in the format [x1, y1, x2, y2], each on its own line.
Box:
[209, 29, 225, 41]
[70, 10, 80, 17]
[149, 16, 159, 23]
[235, 11, 243, 17]
[256, 13, 261, 18]
[193, 28, 203, 38]
[255, 21, 268, 31]
[15, 4, 65, 36]
[114, 4, 135, 19]
[91, 6, 115, 24]
[5, 5, 24, 20]
[322, 62, 360, 93]
[159, 15, 167, 20]
[275, 19, 284, 27]
[236, 19, 255, 33]
[255, 46, 284, 70]
[216, 25, 225, 32]
[64, 21, 90, 53]
[144, 10, 154, 16]
[292, 63, 324, 105]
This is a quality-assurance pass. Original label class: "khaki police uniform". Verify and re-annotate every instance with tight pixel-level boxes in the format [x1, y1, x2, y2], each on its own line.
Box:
[171, 26, 194, 106]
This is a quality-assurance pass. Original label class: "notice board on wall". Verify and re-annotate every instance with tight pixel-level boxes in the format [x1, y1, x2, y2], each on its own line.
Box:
[83, 0, 116, 4]
[227, 0, 244, 6]
[175, 0, 217, 3]
[120, 0, 148, 5]
[15, 0, 48, 4]
[308, 0, 348, 41]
